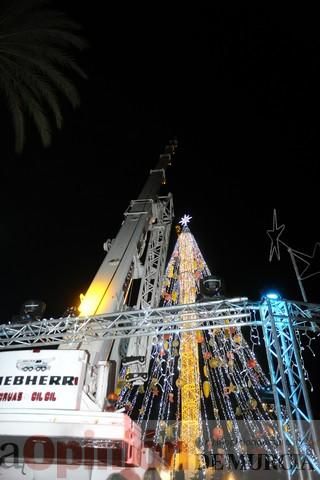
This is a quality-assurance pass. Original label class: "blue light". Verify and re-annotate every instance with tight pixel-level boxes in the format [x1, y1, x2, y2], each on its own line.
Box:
[265, 292, 281, 300]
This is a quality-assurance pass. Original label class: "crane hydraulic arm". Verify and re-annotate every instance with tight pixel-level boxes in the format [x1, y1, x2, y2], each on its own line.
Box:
[65, 140, 177, 407]
[78, 140, 177, 318]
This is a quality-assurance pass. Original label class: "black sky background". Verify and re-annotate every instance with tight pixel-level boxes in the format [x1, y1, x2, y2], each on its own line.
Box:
[1, 6, 320, 405]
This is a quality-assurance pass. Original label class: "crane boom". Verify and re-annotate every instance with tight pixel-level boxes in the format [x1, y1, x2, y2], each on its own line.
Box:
[58, 140, 177, 405]
[78, 141, 177, 317]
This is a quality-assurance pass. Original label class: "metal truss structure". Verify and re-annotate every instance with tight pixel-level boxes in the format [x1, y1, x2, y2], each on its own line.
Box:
[137, 194, 174, 309]
[260, 298, 320, 479]
[1, 297, 320, 477]
[0, 297, 251, 349]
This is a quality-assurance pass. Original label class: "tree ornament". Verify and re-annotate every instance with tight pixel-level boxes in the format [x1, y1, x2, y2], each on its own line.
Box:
[209, 357, 220, 368]
[159, 420, 166, 430]
[203, 381, 210, 398]
[212, 426, 224, 441]
[249, 398, 258, 410]
[233, 333, 242, 344]
[166, 425, 174, 439]
[172, 291, 178, 302]
[235, 406, 242, 416]
[152, 387, 159, 396]
[228, 359, 234, 369]
[226, 420, 233, 433]
[247, 358, 257, 369]
[107, 392, 119, 403]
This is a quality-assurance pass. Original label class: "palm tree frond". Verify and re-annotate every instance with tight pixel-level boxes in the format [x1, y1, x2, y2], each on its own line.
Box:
[0, 66, 25, 152]
[17, 82, 52, 147]
[0, 0, 87, 153]
[12, 103, 25, 153]
[0, 52, 64, 129]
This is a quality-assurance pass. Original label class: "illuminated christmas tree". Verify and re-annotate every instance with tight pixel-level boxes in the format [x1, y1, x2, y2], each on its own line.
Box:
[117, 216, 284, 478]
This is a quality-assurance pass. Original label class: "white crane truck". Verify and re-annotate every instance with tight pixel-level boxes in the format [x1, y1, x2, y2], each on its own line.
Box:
[0, 140, 177, 480]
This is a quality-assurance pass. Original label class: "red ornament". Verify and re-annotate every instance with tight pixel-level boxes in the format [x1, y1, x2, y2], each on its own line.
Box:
[107, 392, 119, 402]
[212, 426, 224, 441]
[203, 351, 212, 360]
[247, 358, 257, 369]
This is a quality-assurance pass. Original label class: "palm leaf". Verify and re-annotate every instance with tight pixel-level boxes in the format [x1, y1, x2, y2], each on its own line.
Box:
[0, 0, 87, 153]
[0, 53, 63, 129]
[0, 64, 25, 153]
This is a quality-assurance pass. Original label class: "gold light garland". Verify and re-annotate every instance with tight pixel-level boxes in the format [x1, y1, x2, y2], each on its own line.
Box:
[177, 230, 203, 472]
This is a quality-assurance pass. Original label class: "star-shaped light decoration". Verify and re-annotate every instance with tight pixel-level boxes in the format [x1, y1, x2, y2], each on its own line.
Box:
[296, 242, 320, 280]
[179, 214, 192, 227]
[267, 209, 286, 261]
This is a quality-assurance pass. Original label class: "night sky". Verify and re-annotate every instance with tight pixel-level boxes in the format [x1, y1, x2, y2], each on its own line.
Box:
[0, 5, 319, 403]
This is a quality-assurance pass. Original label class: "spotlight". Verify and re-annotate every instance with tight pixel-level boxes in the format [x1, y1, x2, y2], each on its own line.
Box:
[264, 291, 281, 300]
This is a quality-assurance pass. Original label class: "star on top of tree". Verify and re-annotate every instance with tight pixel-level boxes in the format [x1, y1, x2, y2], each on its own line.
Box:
[267, 209, 286, 262]
[179, 214, 192, 227]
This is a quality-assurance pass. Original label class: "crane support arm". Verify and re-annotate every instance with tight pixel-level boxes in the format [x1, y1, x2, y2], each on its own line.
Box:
[79, 140, 177, 317]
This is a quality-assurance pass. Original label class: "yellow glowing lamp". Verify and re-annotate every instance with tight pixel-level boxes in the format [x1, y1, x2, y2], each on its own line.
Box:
[78, 290, 102, 317]
[78, 281, 114, 317]
[78, 294, 98, 317]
